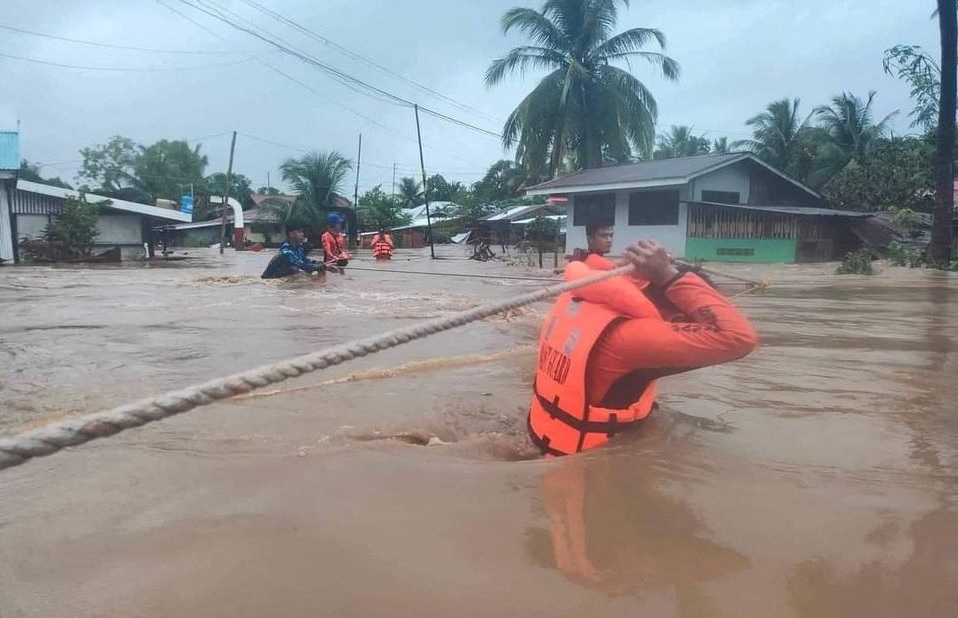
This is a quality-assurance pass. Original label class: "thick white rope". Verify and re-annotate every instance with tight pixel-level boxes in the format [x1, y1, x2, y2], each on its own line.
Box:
[0, 264, 634, 471]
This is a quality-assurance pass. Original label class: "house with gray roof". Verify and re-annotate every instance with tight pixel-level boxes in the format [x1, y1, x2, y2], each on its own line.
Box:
[525, 152, 871, 263]
[0, 132, 192, 262]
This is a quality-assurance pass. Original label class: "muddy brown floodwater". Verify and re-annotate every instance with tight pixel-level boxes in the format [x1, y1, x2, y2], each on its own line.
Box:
[0, 246, 956, 618]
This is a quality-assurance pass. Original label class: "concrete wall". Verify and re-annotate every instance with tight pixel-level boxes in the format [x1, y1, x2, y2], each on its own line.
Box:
[692, 165, 751, 203]
[566, 185, 690, 257]
[685, 238, 797, 263]
[16, 214, 50, 240]
[96, 214, 143, 245]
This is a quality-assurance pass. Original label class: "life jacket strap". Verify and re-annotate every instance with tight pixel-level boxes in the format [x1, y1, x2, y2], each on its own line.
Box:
[535, 393, 642, 437]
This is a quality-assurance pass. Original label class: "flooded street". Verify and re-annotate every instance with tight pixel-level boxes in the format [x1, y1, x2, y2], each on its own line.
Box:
[1, 247, 957, 617]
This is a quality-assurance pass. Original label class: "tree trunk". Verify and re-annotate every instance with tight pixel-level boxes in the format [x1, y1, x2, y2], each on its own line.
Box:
[931, 0, 957, 266]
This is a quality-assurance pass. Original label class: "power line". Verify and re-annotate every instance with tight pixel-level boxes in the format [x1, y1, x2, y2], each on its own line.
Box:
[0, 50, 252, 72]
[235, 0, 502, 124]
[175, 0, 502, 139]
[0, 22, 261, 55]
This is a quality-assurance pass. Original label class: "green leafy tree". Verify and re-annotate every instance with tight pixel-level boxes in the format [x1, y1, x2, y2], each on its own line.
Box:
[397, 176, 423, 207]
[883, 44, 942, 132]
[653, 125, 711, 159]
[203, 172, 253, 204]
[77, 136, 138, 193]
[486, 0, 680, 178]
[736, 98, 813, 177]
[279, 151, 353, 230]
[134, 140, 208, 202]
[44, 195, 102, 256]
[712, 137, 731, 154]
[426, 174, 467, 202]
[256, 185, 282, 195]
[357, 186, 413, 230]
[472, 160, 529, 203]
[814, 92, 896, 164]
[822, 136, 934, 212]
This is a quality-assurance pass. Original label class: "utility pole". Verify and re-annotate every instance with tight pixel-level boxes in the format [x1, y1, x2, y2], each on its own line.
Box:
[353, 133, 362, 210]
[266, 171, 271, 193]
[414, 104, 435, 259]
[391, 162, 397, 197]
[220, 130, 237, 255]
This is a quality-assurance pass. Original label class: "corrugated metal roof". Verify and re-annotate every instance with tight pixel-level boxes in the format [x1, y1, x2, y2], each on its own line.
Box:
[16, 179, 191, 222]
[481, 203, 558, 222]
[0, 132, 19, 171]
[687, 201, 872, 218]
[526, 153, 746, 193]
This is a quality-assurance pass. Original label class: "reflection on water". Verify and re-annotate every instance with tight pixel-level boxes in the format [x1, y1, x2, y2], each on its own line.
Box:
[0, 248, 957, 617]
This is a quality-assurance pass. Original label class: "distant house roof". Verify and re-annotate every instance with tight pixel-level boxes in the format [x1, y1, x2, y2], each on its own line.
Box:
[248, 193, 353, 209]
[525, 153, 821, 199]
[480, 203, 559, 222]
[15, 179, 191, 222]
[0, 132, 19, 171]
[686, 201, 872, 218]
[388, 201, 462, 231]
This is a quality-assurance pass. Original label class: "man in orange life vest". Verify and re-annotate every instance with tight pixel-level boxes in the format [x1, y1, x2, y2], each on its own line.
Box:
[528, 239, 759, 457]
[322, 213, 351, 273]
[371, 227, 394, 260]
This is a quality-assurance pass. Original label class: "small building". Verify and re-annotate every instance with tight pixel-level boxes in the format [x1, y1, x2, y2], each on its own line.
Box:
[525, 153, 871, 263]
[0, 141, 191, 263]
[478, 202, 563, 247]
[360, 201, 462, 248]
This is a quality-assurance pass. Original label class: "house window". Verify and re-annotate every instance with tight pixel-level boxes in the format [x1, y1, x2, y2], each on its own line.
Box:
[572, 193, 615, 227]
[716, 247, 755, 257]
[701, 190, 741, 205]
[628, 190, 679, 226]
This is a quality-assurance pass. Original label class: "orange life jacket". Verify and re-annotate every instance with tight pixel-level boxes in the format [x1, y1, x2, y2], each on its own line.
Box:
[528, 263, 659, 456]
[372, 234, 393, 258]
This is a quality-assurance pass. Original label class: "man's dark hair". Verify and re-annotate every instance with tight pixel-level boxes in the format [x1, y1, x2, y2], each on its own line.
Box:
[585, 221, 612, 238]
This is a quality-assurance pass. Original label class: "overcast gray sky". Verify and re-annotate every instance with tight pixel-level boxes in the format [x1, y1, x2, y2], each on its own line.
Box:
[0, 0, 941, 196]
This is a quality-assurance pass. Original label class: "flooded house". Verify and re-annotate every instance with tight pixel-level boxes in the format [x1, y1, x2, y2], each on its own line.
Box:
[1, 132, 191, 262]
[525, 152, 873, 263]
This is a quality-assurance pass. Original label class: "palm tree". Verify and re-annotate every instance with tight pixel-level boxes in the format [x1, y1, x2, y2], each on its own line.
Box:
[397, 177, 423, 207]
[486, 0, 680, 178]
[814, 92, 896, 164]
[279, 151, 352, 228]
[930, 0, 956, 265]
[712, 137, 730, 154]
[653, 125, 710, 159]
[736, 98, 813, 177]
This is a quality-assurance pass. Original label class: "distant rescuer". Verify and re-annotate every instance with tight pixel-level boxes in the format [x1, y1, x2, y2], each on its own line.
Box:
[260, 227, 325, 280]
[528, 239, 759, 457]
[323, 213, 351, 272]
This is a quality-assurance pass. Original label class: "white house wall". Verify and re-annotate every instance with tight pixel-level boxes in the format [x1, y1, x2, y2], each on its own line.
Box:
[0, 181, 13, 261]
[566, 187, 689, 258]
[691, 165, 751, 203]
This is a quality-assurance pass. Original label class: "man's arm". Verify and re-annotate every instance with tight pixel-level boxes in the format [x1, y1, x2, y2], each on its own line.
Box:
[280, 245, 316, 273]
[593, 272, 758, 373]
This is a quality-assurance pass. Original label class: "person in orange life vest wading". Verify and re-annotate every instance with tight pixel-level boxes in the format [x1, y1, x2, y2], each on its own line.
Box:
[322, 213, 351, 273]
[528, 239, 759, 457]
[570, 221, 616, 270]
[371, 227, 394, 260]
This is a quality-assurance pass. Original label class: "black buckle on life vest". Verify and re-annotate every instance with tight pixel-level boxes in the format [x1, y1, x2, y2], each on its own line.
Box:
[535, 394, 640, 435]
[526, 417, 567, 457]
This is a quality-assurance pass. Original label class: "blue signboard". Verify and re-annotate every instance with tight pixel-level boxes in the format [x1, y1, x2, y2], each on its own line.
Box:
[181, 195, 194, 215]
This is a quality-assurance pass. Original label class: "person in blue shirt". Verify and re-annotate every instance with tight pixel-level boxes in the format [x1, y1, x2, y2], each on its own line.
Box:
[261, 227, 325, 279]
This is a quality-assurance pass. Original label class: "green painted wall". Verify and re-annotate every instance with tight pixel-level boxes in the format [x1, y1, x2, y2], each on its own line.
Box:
[684, 238, 797, 263]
